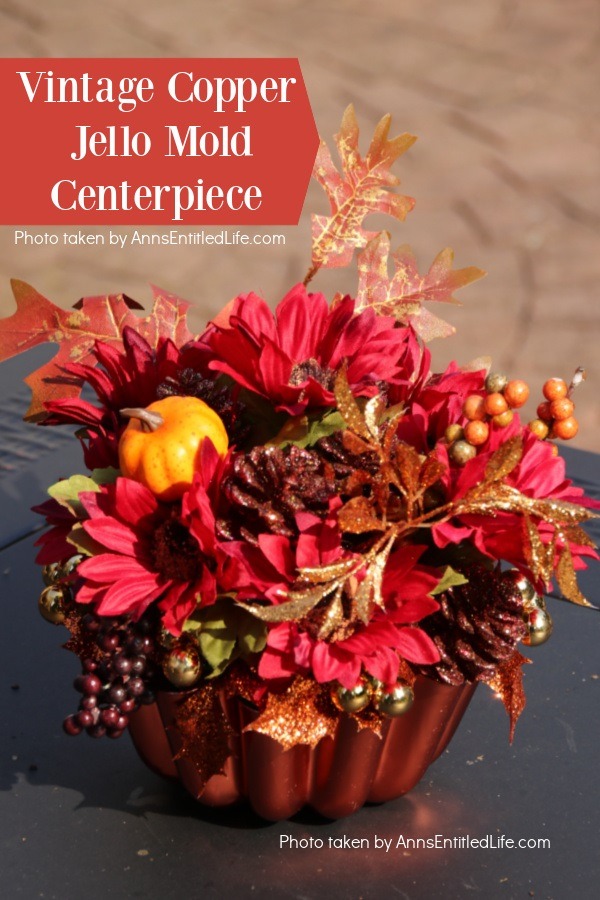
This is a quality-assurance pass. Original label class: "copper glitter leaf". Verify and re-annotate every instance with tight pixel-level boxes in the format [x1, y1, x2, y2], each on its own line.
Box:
[0, 281, 192, 420]
[307, 106, 416, 280]
[338, 496, 385, 534]
[355, 234, 485, 340]
[170, 685, 234, 787]
[482, 650, 530, 743]
[483, 434, 524, 484]
[245, 678, 338, 750]
[393, 443, 423, 501]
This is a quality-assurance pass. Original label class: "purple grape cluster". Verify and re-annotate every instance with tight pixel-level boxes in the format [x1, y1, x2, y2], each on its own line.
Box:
[63, 612, 156, 739]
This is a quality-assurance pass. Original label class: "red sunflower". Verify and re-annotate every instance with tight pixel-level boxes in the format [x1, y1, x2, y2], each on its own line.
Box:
[75, 444, 230, 633]
[200, 283, 421, 415]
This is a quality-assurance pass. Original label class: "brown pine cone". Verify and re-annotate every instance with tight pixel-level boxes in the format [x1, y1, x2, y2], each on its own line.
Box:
[217, 445, 336, 544]
[316, 431, 380, 483]
[417, 565, 527, 685]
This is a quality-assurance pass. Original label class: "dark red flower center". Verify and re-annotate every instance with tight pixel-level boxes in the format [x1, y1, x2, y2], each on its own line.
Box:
[152, 518, 203, 582]
[289, 358, 335, 390]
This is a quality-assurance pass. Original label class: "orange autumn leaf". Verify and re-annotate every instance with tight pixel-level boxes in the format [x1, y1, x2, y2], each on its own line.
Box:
[355, 233, 486, 341]
[307, 105, 416, 279]
[0, 279, 193, 420]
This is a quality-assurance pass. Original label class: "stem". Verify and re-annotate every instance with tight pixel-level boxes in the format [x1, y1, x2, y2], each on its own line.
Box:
[303, 262, 320, 287]
[567, 366, 586, 398]
[120, 407, 164, 432]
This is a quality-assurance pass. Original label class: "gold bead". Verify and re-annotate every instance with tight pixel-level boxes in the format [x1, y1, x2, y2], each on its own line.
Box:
[449, 440, 477, 466]
[42, 562, 62, 586]
[162, 645, 202, 688]
[523, 607, 553, 646]
[444, 423, 464, 444]
[485, 372, 509, 394]
[38, 584, 70, 625]
[60, 554, 85, 579]
[374, 681, 415, 718]
[504, 569, 538, 605]
[330, 678, 372, 714]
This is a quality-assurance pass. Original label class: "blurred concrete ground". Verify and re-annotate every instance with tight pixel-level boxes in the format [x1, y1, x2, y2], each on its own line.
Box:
[1, 0, 598, 451]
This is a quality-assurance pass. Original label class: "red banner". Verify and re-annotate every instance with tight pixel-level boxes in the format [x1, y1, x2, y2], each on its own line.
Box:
[1, 58, 317, 225]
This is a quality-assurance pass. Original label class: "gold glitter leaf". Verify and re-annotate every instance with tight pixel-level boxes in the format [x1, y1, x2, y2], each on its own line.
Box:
[334, 365, 372, 440]
[298, 557, 359, 584]
[245, 678, 338, 750]
[364, 394, 385, 440]
[522, 515, 551, 585]
[484, 434, 524, 483]
[564, 524, 598, 550]
[236, 586, 330, 623]
[316, 586, 345, 640]
[556, 544, 594, 607]
[307, 106, 416, 280]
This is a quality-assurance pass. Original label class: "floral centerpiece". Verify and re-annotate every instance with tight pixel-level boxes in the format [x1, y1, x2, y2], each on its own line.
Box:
[1, 108, 597, 820]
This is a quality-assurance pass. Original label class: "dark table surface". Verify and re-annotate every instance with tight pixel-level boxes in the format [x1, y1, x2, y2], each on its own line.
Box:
[1, 348, 599, 900]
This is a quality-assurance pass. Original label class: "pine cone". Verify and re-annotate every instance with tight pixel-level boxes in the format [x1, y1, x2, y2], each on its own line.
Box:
[417, 566, 527, 685]
[217, 445, 336, 544]
[157, 370, 249, 444]
[316, 431, 380, 483]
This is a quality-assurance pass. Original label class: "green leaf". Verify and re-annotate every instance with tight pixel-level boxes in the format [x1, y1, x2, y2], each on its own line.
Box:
[238, 615, 268, 655]
[91, 467, 120, 485]
[183, 596, 267, 675]
[274, 410, 346, 449]
[48, 474, 100, 516]
[66, 523, 104, 557]
[430, 566, 469, 595]
[199, 628, 237, 670]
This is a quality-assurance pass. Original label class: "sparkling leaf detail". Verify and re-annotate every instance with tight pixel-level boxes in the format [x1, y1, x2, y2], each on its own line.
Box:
[245, 677, 338, 750]
[0, 280, 193, 419]
[170, 686, 233, 788]
[556, 542, 595, 607]
[481, 650, 531, 743]
[355, 233, 485, 341]
[307, 105, 416, 281]
[483, 434, 524, 483]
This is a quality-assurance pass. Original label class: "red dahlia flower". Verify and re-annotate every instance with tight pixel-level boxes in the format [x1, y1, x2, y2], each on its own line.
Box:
[200, 284, 421, 415]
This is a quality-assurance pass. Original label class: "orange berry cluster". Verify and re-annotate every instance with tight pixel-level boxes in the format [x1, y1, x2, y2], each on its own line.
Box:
[446, 373, 529, 465]
[528, 378, 579, 441]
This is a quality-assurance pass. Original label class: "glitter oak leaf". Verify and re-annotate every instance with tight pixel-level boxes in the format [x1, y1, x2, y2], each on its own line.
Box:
[355, 233, 486, 341]
[0, 280, 193, 420]
[306, 105, 416, 281]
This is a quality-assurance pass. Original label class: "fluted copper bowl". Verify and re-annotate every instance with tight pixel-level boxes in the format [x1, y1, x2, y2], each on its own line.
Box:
[128, 675, 476, 821]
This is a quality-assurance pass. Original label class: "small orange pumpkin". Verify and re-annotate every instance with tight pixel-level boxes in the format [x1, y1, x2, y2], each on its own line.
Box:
[118, 395, 228, 502]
